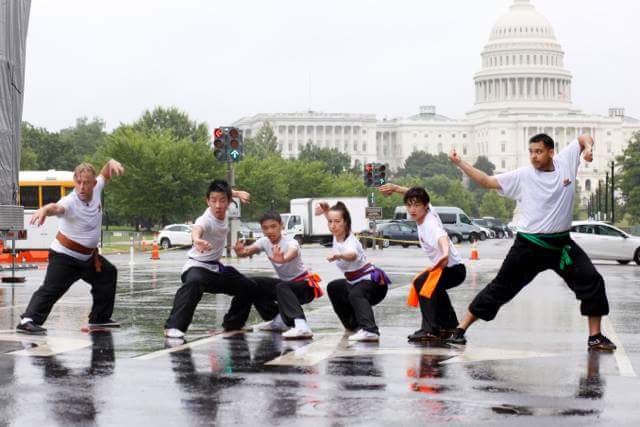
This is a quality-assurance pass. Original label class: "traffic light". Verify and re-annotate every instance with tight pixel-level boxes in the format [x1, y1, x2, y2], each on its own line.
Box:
[228, 127, 242, 162]
[364, 163, 375, 187]
[211, 127, 243, 162]
[213, 128, 226, 161]
[373, 163, 387, 186]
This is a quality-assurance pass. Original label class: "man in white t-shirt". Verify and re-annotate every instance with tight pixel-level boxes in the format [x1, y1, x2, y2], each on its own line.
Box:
[446, 133, 616, 352]
[235, 211, 323, 340]
[164, 180, 278, 340]
[17, 160, 124, 335]
[380, 184, 466, 342]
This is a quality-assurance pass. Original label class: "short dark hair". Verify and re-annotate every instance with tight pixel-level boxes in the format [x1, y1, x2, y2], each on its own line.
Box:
[329, 201, 352, 236]
[206, 180, 232, 201]
[404, 187, 430, 206]
[529, 133, 554, 150]
[259, 211, 282, 224]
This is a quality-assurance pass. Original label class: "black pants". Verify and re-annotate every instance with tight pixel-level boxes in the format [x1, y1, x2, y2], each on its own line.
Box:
[327, 279, 388, 334]
[22, 250, 118, 325]
[470, 234, 610, 321]
[253, 276, 316, 326]
[414, 264, 466, 334]
[164, 266, 278, 332]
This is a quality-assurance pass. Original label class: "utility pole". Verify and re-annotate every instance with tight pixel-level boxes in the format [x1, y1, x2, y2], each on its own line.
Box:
[604, 172, 609, 221]
[610, 161, 615, 224]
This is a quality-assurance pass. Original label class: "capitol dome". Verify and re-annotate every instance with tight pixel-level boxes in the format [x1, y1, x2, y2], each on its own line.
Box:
[471, 0, 578, 115]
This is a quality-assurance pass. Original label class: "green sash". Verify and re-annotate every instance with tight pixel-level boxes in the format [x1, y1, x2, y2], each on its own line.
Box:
[519, 231, 572, 271]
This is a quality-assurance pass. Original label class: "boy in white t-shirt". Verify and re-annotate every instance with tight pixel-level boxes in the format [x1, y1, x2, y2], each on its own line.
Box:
[164, 180, 278, 340]
[380, 184, 466, 342]
[235, 211, 322, 340]
[447, 133, 616, 352]
[17, 160, 124, 335]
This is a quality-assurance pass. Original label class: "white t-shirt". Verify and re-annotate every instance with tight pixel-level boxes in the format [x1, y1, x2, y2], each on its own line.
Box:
[182, 208, 228, 274]
[254, 236, 307, 281]
[495, 139, 581, 234]
[417, 204, 462, 267]
[332, 233, 370, 284]
[50, 176, 105, 261]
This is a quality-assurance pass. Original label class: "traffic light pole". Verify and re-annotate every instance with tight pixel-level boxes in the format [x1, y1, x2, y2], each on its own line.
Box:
[226, 158, 235, 257]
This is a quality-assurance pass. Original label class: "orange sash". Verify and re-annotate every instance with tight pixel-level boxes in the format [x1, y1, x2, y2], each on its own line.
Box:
[293, 271, 323, 298]
[407, 267, 443, 307]
[56, 232, 102, 272]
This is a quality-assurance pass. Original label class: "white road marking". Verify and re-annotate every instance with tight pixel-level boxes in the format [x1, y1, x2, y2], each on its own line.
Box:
[0, 333, 91, 357]
[265, 333, 347, 366]
[602, 317, 637, 377]
[132, 330, 243, 360]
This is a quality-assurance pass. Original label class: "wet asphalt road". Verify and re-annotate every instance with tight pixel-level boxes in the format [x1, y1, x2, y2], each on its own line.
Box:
[1, 239, 639, 426]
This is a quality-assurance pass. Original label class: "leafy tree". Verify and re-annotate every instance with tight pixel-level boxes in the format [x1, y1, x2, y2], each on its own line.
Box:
[424, 174, 474, 215]
[397, 151, 462, 180]
[479, 190, 508, 219]
[131, 106, 209, 143]
[243, 122, 280, 158]
[298, 143, 351, 175]
[94, 128, 220, 229]
[59, 117, 107, 162]
[617, 131, 640, 221]
[21, 122, 76, 170]
[470, 156, 496, 194]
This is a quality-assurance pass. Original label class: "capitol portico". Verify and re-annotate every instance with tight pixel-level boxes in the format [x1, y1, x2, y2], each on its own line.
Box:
[233, 0, 640, 203]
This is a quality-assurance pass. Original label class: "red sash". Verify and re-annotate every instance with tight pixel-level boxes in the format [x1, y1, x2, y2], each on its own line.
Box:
[292, 271, 323, 298]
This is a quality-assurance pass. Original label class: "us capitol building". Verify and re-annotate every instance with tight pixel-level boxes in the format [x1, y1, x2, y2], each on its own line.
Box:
[233, 0, 640, 203]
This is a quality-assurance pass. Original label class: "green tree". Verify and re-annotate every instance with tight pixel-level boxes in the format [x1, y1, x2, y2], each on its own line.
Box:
[398, 151, 462, 180]
[94, 128, 220, 229]
[424, 174, 474, 214]
[243, 122, 280, 158]
[470, 156, 496, 195]
[479, 190, 508, 219]
[298, 143, 351, 175]
[617, 131, 640, 221]
[59, 117, 107, 162]
[21, 122, 75, 170]
[131, 106, 209, 143]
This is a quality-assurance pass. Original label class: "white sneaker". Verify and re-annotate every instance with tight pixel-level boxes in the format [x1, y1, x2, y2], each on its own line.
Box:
[259, 316, 288, 332]
[282, 327, 313, 340]
[348, 329, 379, 342]
[164, 328, 185, 339]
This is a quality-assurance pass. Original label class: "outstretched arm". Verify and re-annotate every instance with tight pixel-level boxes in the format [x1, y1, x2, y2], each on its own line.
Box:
[449, 149, 501, 190]
[100, 159, 125, 183]
[379, 183, 409, 196]
[578, 134, 594, 162]
[232, 190, 251, 204]
[314, 201, 331, 220]
[29, 203, 65, 227]
[234, 240, 261, 258]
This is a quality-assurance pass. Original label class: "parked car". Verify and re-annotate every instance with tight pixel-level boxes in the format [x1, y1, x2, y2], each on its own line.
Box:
[570, 221, 640, 265]
[482, 217, 513, 238]
[433, 206, 484, 242]
[361, 221, 419, 248]
[240, 222, 263, 242]
[471, 218, 495, 240]
[443, 226, 464, 244]
[158, 224, 193, 249]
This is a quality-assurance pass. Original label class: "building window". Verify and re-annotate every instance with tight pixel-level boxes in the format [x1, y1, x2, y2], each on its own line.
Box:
[462, 133, 467, 138]
[438, 134, 442, 138]
[585, 179, 591, 191]
[362, 143, 367, 152]
[463, 146, 468, 155]
[607, 131, 611, 136]
[288, 143, 293, 151]
[424, 133, 429, 138]
[607, 143, 612, 153]
[353, 142, 358, 152]
[501, 143, 506, 153]
[437, 143, 443, 152]
[452, 134, 456, 138]
[501, 159, 506, 168]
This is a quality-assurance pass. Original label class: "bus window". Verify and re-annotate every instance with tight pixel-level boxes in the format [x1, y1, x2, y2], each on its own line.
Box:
[63, 186, 74, 196]
[42, 186, 62, 206]
[20, 186, 39, 209]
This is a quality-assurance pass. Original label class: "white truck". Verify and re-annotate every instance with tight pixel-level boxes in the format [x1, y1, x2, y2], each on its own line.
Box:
[281, 197, 368, 245]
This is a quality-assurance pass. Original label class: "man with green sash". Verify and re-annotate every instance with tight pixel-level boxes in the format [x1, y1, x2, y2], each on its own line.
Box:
[446, 133, 616, 352]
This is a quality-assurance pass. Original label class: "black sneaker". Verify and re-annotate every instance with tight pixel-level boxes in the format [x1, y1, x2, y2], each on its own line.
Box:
[16, 321, 47, 335]
[439, 328, 457, 339]
[88, 319, 121, 328]
[408, 329, 440, 342]
[446, 328, 467, 345]
[588, 334, 616, 352]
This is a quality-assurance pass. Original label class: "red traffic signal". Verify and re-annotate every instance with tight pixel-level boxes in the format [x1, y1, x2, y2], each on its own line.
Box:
[214, 128, 223, 138]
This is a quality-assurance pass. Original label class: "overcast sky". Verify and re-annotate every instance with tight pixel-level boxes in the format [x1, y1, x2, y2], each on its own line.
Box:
[22, 0, 640, 131]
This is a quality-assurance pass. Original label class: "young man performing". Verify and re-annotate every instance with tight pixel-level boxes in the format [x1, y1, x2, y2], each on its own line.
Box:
[164, 180, 277, 340]
[447, 133, 616, 352]
[317, 201, 390, 342]
[380, 184, 466, 342]
[17, 160, 125, 335]
[234, 211, 322, 340]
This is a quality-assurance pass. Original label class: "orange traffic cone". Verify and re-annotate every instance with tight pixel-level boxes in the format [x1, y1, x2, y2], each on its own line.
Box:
[151, 233, 160, 260]
[470, 241, 479, 260]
